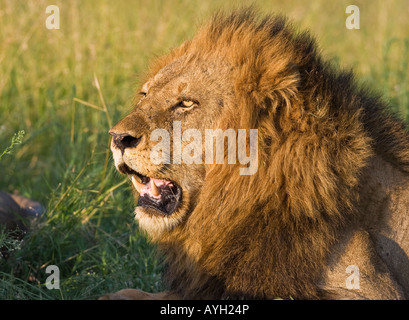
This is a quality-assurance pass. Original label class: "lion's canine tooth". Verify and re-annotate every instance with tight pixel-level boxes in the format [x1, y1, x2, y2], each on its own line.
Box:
[131, 176, 144, 193]
[151, 179, 160, 196]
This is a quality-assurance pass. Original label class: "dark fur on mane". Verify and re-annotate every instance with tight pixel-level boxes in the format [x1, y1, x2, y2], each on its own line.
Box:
[147, 8, 409, 299]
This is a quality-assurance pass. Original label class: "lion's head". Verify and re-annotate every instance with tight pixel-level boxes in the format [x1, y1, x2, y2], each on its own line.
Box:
[109, 45, 236, 237]
[107, 9, 409, 299]
[109, 10, 308, 239]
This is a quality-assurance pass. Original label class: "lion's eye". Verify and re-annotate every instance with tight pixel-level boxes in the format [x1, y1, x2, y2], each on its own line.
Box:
[173, 100, 198, 110]
[181, 100, 194, 107]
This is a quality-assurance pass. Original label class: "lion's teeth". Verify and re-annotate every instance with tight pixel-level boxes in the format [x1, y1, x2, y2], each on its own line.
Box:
[131, 176, 145, 193]
[151, 179, 160, 196]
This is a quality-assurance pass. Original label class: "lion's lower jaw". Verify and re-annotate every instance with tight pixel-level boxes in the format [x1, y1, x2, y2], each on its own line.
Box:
[134, 207, 184, 239]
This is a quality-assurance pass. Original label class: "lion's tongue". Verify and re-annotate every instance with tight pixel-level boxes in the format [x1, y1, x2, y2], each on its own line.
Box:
[131, 176, 173, 199]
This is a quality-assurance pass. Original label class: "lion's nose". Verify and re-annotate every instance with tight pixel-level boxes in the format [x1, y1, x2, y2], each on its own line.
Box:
[109, 131, 141, 153]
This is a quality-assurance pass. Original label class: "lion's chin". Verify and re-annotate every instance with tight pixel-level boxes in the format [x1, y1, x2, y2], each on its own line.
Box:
[134, 206, 185, 238]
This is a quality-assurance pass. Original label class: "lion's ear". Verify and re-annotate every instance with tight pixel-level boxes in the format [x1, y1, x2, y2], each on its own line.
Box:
[236, 58, 300, 108]
[260, 62, 300, 113]
[234, 60, 300, 129]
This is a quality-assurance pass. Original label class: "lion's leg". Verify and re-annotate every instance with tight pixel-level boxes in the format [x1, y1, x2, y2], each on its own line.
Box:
[358, 155, 409, 298]
[321, 230, 405, 299]
[99, 289, 180, 300]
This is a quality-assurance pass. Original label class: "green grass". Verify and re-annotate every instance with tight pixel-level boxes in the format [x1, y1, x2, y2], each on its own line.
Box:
[0, 0, 408, 299]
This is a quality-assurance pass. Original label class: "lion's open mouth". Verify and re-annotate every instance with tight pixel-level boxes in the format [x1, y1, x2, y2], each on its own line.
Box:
[118, 164, 182, 216]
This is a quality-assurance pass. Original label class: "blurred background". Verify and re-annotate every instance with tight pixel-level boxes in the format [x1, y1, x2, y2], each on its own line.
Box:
[0, 0, 408, 299]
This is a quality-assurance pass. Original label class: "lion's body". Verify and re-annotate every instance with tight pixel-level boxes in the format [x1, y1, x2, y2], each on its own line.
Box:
[107, 9, 409, 299]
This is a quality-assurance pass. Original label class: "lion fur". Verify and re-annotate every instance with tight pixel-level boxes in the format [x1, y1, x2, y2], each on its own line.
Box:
[110, 8, 409, 299]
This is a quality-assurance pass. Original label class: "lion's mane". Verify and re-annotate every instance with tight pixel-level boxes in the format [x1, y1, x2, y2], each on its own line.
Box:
[143, 9, 409, 299]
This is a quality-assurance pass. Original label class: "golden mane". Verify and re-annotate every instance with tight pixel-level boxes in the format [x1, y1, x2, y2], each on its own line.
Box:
[149, 9, 409, 299]
[106, 8, 409, 300]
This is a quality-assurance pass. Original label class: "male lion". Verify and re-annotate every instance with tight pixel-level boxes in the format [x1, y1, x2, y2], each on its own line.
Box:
[105, 9, 409, 299]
